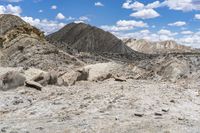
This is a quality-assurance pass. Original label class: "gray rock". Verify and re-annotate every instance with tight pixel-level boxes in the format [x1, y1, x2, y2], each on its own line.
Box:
[25, 80, 43, 91]
[0, 71, 26, 91]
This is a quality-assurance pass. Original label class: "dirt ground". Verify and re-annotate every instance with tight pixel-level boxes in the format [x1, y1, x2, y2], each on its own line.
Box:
[1, 79, 200, 133]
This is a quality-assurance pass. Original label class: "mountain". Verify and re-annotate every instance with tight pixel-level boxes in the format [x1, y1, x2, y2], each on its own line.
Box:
[123, 38, 194, 54]
[0, 14, 84, 71]
[47, 23, 138, 55]
[0, 14, 27, 36]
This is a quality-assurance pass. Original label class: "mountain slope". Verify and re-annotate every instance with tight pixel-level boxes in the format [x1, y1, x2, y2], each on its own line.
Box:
[124, 39, 194, 54]
[47, 23, 138, 55]
[0, 14, 84, 71]
[0, 14, 27, 36]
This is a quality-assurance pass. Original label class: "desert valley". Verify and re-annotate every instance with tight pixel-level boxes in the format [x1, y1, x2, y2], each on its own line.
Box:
[0, 13, 200, 133]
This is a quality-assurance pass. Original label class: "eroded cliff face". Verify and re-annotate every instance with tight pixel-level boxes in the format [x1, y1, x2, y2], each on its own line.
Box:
[123, 38, 195, 54]
[0, 15, 84, 71]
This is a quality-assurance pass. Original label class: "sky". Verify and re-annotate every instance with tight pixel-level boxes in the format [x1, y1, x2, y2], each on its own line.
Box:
[0, 0, 200, 47]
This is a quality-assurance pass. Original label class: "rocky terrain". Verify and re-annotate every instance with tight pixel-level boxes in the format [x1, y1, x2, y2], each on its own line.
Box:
[123, 38, 196, 54]
[0, 14, 200, 133]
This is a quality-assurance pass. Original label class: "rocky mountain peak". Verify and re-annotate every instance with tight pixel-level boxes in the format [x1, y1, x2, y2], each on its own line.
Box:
[0, 14, 26, 36]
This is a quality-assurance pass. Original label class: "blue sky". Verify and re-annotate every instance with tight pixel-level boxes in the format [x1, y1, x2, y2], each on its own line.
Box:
[0, 0, 200, 47]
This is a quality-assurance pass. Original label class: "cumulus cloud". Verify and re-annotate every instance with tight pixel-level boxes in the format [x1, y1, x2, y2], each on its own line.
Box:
[56, 13, 65, 20]
[101, 20, 148, 32]
[122, 0, 144, 10]
[116, 20, 148, 27]
[130, 9, 160, 19]
[95, 2, 104, 7]
[181, 30, 193, 35]
[158, 29, 177, 36]
[163, 0, 200, 11]
[122, 1, 160, 19]
[22, 16, 65, 34]
[0, 4, 22, 16]
[146, 1, 160, 9]
[168, 21, 186, 26]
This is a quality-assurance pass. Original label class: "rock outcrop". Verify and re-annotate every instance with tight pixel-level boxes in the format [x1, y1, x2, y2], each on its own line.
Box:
[0, 14, 84, 71]
[0, 14, 26, 36]
[0, 71, 26, 91]
[124, 38, 195, 54]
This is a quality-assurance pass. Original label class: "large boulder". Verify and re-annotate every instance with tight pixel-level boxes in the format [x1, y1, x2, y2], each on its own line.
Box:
[0, 71, 26, 91]
[61, 69, 88, 85]
[83, 62, 122, 81]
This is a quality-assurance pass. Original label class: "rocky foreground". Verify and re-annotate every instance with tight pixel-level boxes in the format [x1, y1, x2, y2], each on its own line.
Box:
[0, 14, 200, 133]
[1, 78, 200, 133]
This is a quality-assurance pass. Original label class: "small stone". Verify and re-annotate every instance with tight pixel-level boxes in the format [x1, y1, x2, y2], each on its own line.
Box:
[134, 113, 144, 117]
[155, 112, 162, 116]
[25, 80, 43, 91]
[114, 77, 126, 82]
[162, 108, 169, 112]
[178, 117, 184, 120]
[170, 100, 175, 103]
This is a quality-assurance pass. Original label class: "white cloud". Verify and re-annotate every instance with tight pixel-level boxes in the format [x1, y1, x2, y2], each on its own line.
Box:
[195, 14, 200, 19]
[146, 1, 160, 9]
[158, 29, 177, 36]
[163, 0, 200, 11]
[168, 21, 186, 26]
[38, 9, 43, 13]
[181, 30, 193, 34]
[0, 4, 22, 16]
[66, 16, 75, 21]
[79, 16, 90, 21]
[140, 29, 150, 34]
[122, 0, 144, 10]
[101, 20, 148, 32]
[74, 20, 85, 24]
[177, 32, 200, 48]
[130, 9, 160, 19]
[95, 2, 104, 7]
[116, 20, 148, 27]
[51, 5, 57, 10]
[56, 13, 65, 20]
[22, 16, 65, 34]
[0, 0, 22, 2]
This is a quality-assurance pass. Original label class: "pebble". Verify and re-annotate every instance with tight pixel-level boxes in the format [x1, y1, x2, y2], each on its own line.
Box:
[154, 112, 162, 116]
[134, 113, 144, 117]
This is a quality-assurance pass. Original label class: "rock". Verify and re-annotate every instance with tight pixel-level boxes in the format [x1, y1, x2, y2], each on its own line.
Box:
[24, 68, 47, 81]
[0, 71, 26, 91]
[25, 80, 43, 91]
[61, 69, 88, 86]
[114, 76, 126, 82]
[31, 71, 59, 86]
[57, 77, 65, 86]
[162, 108, 169, 112]
[134, 113, 144, 117]
[154, 112, 163, 116]
[170, 99, 175, 103]
[83, 62, 122, 81]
